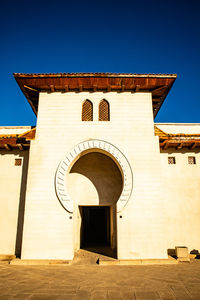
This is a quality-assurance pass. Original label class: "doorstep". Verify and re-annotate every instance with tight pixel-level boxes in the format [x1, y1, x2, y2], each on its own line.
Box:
[99, 256, 178, 265]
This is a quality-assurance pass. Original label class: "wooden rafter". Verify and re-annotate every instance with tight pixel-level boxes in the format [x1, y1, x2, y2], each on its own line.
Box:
[17, 144, 24, 150]
[135, 85, 140, 92]
[190, 143, 197, 150]
[163, 141, 169, 150]
[153, 97, 161, 103]
[65, 85, 69, 92]
[176, 143, 183, 150]
[107, 86, 111, 92]
[4, 144, 11, 150]
[24, 85, 39, 92]
[50, 85, 55, 92]
[93, 85, 97, 92]
[151, 85, 167, 94]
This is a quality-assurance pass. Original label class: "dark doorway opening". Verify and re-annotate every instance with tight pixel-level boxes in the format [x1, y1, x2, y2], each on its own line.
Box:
[80, 206, 110, 247]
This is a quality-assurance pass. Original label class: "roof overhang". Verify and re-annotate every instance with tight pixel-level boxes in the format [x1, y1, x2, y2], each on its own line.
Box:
[0, 128, 36, 150]
[14, 73, 177, 117]
[155, 125, 200, 150]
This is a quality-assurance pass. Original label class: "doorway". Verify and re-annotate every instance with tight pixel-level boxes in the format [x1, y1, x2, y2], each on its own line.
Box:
[68, 151, 122, 258]
[80, 206, 110, 247]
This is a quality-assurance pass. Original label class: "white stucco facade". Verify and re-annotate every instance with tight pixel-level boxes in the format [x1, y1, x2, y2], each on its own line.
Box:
[1, 73, 200, 261]
[20, 91, 166, 260]
[0, 127, 30, 256]
[158, 135, 200, 253]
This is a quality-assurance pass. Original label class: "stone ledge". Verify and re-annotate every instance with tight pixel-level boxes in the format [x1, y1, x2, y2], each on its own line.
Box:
[10, 259, 71, 265]
[0, 254, 16, 261]
[0, 260, 10, 265]
[99, 257, 178, 265]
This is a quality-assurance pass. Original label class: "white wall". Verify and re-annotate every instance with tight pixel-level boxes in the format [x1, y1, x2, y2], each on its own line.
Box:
[0, 150, 29, 255]
[160, 149, 200, 253]
[21, 91, 166, 260]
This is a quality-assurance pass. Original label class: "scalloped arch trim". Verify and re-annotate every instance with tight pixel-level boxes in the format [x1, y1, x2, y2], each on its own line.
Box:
[55, 139, 133, 213]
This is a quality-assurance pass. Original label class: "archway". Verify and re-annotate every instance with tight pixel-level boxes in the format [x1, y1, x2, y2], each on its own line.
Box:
[67, 151, 123, 255]
[55, 139, 133, 257]
[55, 139, 133, 214]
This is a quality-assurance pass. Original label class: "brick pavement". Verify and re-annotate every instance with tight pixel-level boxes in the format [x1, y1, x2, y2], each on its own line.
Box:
[0, 260, 200, 299]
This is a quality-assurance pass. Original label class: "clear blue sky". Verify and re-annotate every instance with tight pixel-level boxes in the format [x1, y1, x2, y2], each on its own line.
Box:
[0, 0, 199, 125]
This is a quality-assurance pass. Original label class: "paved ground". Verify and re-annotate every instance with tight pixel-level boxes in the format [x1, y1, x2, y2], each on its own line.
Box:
[1, 259, 200, 299]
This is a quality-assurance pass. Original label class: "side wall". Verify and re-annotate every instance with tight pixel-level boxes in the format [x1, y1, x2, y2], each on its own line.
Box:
[22, 91, 166, 260]
[160, 149, 200, 253]
[0, 150, 29, 256]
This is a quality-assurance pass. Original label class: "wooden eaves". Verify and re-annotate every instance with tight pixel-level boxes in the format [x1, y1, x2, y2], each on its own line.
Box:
[13, 73, 177, 118]
[155, 126, 200, 150]
[0, 128, 36, 151]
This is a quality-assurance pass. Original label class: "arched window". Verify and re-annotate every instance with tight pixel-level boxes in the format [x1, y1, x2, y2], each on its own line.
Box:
[99, 99, 110, 121]
[82, 100, 93, 121]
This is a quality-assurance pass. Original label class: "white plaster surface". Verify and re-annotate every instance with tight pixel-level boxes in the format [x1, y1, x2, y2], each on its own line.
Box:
[2, 93, 200, 261]
[21, 92, 166, 260]
[160, 148, 200, 253]
[0, 150, 29, 255]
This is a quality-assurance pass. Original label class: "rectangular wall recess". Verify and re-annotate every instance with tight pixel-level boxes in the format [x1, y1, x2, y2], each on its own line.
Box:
[15, 158, 22, 166]
[188, 156, 196, 165]
[168, 157, 176, 164]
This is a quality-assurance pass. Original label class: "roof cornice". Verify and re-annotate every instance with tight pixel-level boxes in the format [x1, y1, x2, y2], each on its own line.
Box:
[13, 72, 177, 117]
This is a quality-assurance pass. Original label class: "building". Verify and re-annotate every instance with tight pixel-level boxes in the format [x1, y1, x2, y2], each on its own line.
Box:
[0, 73, 200, 261]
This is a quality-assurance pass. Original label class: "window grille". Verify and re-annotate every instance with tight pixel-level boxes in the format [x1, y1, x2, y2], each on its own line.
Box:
[188, 156, 196, 164]
[99, 100, 110, 121]
[168, 157, 176, 164]
[15, 158, 22, 166]
[82, 100, 93, 121]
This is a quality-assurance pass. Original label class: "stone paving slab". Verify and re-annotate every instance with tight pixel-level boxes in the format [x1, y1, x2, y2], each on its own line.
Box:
[0, 260, 200, 299]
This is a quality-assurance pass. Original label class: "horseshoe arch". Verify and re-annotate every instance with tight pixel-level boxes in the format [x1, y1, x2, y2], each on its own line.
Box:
[55, 139, 133, 213]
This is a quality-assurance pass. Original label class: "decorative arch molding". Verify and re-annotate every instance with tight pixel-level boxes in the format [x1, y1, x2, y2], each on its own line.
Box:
[55, 139, 133, 213]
